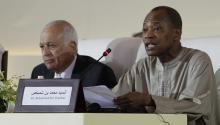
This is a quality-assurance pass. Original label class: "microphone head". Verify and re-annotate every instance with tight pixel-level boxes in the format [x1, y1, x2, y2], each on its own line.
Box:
[103, 48, 111, 56]
[87, 103, 101, 112]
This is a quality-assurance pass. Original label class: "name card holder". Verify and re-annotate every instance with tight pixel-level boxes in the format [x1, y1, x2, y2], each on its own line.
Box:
[15, 79, 86, 113]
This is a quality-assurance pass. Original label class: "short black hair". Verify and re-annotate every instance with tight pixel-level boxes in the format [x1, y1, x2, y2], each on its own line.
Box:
[151, 6, 182, 30]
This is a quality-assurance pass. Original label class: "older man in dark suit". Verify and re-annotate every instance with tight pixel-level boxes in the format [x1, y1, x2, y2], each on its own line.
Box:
[31, 20, 116, 88]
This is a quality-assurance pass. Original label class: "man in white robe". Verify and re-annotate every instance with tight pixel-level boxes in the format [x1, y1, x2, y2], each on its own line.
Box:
[113, 6, 218, 125]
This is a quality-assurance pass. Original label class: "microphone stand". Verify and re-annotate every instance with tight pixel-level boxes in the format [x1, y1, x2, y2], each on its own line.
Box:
[79, 48, 112, 83]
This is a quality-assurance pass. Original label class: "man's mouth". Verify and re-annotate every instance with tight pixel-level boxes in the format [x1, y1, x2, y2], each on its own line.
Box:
[146, 43, 159, 50]
[148, 44, 156, 48]
[44, 59, 54, 64]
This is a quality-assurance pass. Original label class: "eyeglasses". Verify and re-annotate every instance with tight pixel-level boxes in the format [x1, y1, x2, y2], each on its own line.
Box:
[39, 42, 58, 50]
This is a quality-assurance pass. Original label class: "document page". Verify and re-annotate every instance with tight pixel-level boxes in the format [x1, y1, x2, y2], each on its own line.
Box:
[83, 85, 117, 108]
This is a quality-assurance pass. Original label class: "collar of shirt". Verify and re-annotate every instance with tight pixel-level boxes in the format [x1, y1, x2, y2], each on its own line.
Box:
[54, 55, 77, 79]
[156, 47, 186, 69]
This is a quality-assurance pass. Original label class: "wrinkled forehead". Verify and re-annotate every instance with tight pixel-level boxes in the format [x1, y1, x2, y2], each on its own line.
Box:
[144, 10, 170, 26]
[40, 27, 64, 43]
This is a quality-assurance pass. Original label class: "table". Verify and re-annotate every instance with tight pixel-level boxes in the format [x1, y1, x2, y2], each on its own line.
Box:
[0, 113, 187, 125]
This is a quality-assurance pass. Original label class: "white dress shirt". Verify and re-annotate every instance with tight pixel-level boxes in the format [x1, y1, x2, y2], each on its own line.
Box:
[54, 55, 77, 79]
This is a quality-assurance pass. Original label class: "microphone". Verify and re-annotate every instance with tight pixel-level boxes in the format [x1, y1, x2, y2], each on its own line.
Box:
[87, 103, 121, 113]
[79, 48, 112, 84]
[97, 48, 111, 62]
[87, 103, 101, 112]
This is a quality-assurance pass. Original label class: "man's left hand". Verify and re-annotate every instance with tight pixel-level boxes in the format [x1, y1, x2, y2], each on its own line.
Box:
[113, 92, 154, 108]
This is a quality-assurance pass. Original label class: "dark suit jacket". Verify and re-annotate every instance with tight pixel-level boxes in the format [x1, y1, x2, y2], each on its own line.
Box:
[31, 55, 117, 88]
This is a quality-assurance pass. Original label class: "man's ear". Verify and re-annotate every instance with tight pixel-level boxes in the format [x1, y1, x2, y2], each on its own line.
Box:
[69, 41, 78, 53]
[173, 29, 182, 41]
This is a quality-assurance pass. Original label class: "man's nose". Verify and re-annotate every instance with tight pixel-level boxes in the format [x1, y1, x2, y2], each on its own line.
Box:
[42, 47, 51, 56]
[143, 30, 154, 39]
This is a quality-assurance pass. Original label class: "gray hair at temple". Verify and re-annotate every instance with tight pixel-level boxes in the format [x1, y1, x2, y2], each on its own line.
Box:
[42, 20, 78, 46]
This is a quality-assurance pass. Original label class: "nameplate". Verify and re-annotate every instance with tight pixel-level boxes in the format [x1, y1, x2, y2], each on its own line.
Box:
[22, 87, 72, 105]
[15, 79, 86, 112]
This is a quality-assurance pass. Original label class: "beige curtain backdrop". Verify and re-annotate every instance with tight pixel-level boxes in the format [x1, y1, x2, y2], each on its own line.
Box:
[0, 0, 219, 78]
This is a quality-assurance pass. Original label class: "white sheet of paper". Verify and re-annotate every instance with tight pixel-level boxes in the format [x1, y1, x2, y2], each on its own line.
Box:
[83, 85, 117, 108]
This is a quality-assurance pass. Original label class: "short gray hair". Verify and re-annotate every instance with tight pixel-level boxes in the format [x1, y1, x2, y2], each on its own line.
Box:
[43, 20, 78, 45]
